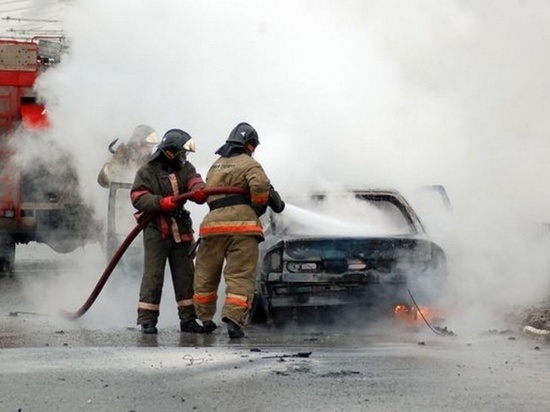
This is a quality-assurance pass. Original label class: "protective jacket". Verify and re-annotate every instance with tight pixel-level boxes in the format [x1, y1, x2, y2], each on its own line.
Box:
[194, 152, 274, 328]
[198, 153, 271, 239]
[131, 159, 204, 241]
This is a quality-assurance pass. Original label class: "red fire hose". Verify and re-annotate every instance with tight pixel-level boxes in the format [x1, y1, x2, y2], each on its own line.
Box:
[61, 186, 248, 320]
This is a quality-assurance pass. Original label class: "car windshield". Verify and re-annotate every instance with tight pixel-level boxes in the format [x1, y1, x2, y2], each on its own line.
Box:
[271, 193, 416, 237]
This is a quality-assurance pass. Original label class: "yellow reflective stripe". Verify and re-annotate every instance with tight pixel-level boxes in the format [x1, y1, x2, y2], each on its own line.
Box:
[170, 216, 181, 243]
[202, 220, 260, 227]
[199, 220, 263, 237]
[226, 293, 249, 309]
[227, 293, 247, 300]
[138, 302, 160, 311]
[168, 174, 180, 196]
[177, 299, 194, 307]
[200, 224, 263, 236]
[168, 174, 182, 243]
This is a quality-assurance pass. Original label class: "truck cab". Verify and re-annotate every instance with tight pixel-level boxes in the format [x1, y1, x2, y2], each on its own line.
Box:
[0, 37, 101, 274]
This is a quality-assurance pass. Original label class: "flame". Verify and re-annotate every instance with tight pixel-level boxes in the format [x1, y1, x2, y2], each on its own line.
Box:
[393, 304, 444, 326]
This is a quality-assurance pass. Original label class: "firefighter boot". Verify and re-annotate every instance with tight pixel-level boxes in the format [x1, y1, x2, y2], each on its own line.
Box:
[224, 318, 244, 339]
[179, 305, 203, 333]
[202, 320, 217, 334]
[138, 308, 159, 334]
[180, 319, 204, 333]
[141, 324, 158, 334]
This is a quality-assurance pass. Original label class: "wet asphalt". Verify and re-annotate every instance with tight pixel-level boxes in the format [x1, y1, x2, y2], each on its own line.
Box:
[0, 249, 549, 411]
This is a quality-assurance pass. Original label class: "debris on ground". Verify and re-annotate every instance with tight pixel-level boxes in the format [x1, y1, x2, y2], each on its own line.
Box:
[523, 325, 550, 341]
[520, 298, 550, 331]
[8, 311, 43, 317]
[262, 352, 312, 359]
[433, 325, 456, 336]
[511, 298, 550, 342]
[319, 370, 361, 378]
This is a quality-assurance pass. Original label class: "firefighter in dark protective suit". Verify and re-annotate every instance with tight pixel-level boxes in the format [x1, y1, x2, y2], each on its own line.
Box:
[193, 122, 285, 339]
[130, 129, 206, 334]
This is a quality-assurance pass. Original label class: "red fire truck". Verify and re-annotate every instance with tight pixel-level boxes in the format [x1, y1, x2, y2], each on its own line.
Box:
[0, 37, 101, 275]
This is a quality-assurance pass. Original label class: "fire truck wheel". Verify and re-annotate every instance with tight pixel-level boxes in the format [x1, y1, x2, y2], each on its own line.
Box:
[0, 235, 15, 276]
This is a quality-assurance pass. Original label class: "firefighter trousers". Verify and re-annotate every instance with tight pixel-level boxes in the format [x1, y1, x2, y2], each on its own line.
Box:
[193, 235, 259, 327]
[137, 228, 197, 326]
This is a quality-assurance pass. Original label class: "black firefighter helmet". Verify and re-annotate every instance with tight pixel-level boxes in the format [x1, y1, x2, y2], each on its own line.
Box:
[149, 128, 196, 162]
[216, 122, 259, 157]
[226, 122, 259, 148]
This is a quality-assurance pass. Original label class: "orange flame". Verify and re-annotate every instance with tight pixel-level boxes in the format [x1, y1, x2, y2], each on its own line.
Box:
[393, 304, 444, 326]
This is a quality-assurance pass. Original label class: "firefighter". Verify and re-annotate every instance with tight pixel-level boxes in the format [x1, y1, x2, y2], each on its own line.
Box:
[130, 128, 206, 334]
[97, 124, 160, 187]
[192, 122, 285, 339]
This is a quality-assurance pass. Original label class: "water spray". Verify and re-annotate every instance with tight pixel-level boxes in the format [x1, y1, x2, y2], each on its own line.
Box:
[280, 203, 401, 236]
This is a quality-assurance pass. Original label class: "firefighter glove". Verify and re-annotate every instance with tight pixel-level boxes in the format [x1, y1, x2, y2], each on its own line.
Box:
[159, 196, 179, 212]
[189, 189, 208, 204]
[251, 202, 268, 217]
[268, 185, 285, 213]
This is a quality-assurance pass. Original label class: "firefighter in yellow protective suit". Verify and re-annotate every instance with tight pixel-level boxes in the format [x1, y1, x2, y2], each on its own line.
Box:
[192, 122, 285, 339]
[98, 124, 160, 187]
[130, 129, 206, 334]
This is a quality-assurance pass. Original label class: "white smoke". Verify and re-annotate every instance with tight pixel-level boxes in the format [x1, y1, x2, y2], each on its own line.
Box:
[7, 0, 550, 331]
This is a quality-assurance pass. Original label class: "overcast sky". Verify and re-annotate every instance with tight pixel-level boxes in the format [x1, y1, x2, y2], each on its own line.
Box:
[5, 0, 550, 330]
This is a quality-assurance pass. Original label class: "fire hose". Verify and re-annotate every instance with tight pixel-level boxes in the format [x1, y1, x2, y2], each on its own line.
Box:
[61, 186, 248, 320]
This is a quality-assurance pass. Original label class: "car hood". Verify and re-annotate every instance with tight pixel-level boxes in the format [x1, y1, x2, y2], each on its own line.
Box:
[263, 234, 442, 262]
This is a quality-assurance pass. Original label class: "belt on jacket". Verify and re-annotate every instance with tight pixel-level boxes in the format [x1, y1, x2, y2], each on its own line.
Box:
[208, 195, 249, 211]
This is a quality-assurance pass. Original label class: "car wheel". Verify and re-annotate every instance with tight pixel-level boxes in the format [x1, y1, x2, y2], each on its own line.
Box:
[0, 235, 15, 276]
[271, 307, 296, 328]
[249, 293, 268, 325]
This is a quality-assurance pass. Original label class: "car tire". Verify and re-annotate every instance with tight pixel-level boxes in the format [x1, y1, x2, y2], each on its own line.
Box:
[0, 235, 15, 276]
[271, 308, 295, 328]
[249, 293, 268, 325]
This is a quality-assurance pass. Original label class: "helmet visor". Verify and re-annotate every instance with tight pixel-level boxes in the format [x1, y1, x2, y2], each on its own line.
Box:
[183, 138, 196, 152]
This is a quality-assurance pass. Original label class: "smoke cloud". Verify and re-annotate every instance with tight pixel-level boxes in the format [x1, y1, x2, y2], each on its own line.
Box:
[6, 0, 550, 331]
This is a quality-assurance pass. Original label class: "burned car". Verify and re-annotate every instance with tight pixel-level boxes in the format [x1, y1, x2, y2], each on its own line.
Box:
[251, 188, 447, 326]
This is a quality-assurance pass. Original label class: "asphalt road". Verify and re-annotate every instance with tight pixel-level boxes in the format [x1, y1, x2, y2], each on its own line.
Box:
[0, 247, 549, 412]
